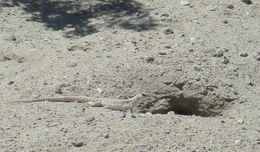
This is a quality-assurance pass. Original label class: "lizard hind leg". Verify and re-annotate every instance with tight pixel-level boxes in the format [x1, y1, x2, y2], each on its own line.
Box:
[75, 101, 103, 107]
[88, 101, 103, 107]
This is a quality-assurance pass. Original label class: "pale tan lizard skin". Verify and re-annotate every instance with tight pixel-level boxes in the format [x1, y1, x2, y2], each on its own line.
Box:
[11, 93, 149, 111]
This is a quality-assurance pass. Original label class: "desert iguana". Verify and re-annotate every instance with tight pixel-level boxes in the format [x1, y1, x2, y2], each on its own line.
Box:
[11, 93, 149, 111]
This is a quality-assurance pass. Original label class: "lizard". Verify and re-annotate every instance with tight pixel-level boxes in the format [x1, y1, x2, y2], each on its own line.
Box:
[11, 93, 150, 111]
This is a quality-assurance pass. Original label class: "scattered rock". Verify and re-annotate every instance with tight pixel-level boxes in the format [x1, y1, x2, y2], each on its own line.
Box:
[146, 57, 155, 63]
[9, 35, 16, 41]
[180, 0, 192, 6]
[213, 51, 224, 57]
[167, 111, 175, 115]
[241, 0, 252, 5]
[222, 56, 229, 64]
[164, 45, 171, 49]
[0, 74, 5, 80]
[71, 142, 84, 147]
[164, 28, 174, 35]
[8, 81, 14, 85]
[209, 7, 216, 11]
[68, 45, 88, 51]
[236, 119, 244, 124]
[160, 14, 169, 22]
[223, 19, 228, 24]
[235, 139, 241, 145]
[54, 84, 70, 94]
[66, 62, 77, 67]
[240, 52, 248, 57]
[256, 56, 260, 61]
[119, 112, 126, 118]
[85, 117, 95, 123]
[158, 52, 167, 55]
[227, 4, 234, 9]
[194, 65, 202, 71]
[104, 134, 109, 138]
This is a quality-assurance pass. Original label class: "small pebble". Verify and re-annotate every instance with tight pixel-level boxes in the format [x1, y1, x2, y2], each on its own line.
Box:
[223, 19, 228, 24]
[240, 52, 248, 57]
[146, 57, 154, 63]
[10, 35, 16, 41]
[164, 45, 171, 49]
[72, 142, 84, 147]
[222, 56, 229, 64]
[158, 52, 167, 55]
[213, 51, 224, 57]
[68, 45, 87, 51]
[85, 117, 95, 123]
[119, 112, 126, 118]
[164, 28, 174, 35]
[227, 4, 234, 9]
[237, 119, 244, 124]
[241, 0, 252, 5]
[194, 65, 202, 71]
[180, 0, 192, 6]
[167, 111, 175, 115]
[104, 134, 109, 138]
[256, 56, 260, 61]
[8, 81, 15, 85]
[66, 62, 77, 67]
[235, 140, 241, 145]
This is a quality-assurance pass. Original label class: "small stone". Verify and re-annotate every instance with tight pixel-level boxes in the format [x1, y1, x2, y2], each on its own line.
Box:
[241, 0, 252, 5]
[180, 0, 192, 6]
[190, 37, 196, 43]
[237, 119, 244, 124]
[146, 57, 154, 63]
[222, 56, 229, 64]
[209, 7, 216, 11]
[158, 52, 167, 55]
[72, 142, 84, 147]
[8, 81, 14, 85]
[240, 52, 248, 57]
[85, 117, 95, 123]
[223, 19, 228, 24]
[164, 45, 171, 49]
[221, 120, 225, 123]
[54, 84, 69, 94]
[164, 28, 174, 35]
[235, 140, 241, 145]
[68, 45, 87, 51]
[160, 14, 169, 22]
[66, 62, 77, 67]
[227, 4, 234, 9]
[131, 115, 137, 118]
[119, 112, 126, 118]
[256, 56, 260, 61]
[167, 111, 175, 115]
[104, 134, 109, 138]
[213, 51, 224, 57]
[194, 65, 202, 71]
[96, 88, 103, 94]
[10, 35, 16, 41]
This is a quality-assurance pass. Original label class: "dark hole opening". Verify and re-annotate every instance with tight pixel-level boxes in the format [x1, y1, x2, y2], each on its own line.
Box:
[151, 95, 219, 117]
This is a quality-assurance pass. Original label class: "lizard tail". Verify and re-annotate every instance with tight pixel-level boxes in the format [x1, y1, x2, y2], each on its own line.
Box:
[11, 96, 80, 103]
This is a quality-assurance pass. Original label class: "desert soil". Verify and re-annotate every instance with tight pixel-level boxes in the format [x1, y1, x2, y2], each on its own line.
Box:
[0, 0, 259, 151]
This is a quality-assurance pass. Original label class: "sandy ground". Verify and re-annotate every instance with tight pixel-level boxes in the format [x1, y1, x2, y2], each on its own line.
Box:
[0, 0, 259, 151]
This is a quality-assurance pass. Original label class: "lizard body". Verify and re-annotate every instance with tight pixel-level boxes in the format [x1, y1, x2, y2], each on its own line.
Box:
[12, 93, 148, 111]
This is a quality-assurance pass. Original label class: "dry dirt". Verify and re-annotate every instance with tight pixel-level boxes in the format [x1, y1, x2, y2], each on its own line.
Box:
[0, 0, 259, 151]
